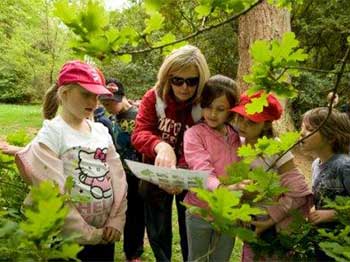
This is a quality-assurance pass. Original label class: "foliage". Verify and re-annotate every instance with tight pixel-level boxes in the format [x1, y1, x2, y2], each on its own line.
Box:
[186, 132, 300, 255]
[0, 0, 72, 103]
[0, 127, 81, 261]
[317, 196, 350, 262]
[0, 181, 81, 261]
[243, 32, 308, 106]
[290, 72, 333, 127]
[0, 129, 33, 211]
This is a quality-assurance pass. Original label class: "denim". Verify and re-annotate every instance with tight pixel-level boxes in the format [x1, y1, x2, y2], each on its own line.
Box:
[186, 211, 235, 262]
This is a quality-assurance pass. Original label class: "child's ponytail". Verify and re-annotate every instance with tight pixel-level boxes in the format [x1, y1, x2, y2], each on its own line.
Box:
[43, 83, 59, 119]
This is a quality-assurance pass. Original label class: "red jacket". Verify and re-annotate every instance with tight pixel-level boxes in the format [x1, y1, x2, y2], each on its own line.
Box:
[131, 88, 202, 167]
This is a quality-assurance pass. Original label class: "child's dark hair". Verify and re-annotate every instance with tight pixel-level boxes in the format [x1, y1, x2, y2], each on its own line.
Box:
[106, 78, 124, 89]
[303, 107, 350, 154]
[200, 75, 239, 117]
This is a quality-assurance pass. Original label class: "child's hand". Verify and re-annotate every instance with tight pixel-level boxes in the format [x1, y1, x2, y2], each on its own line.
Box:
[308, 209, 336, 225]
[0, 140, 22, 156]
[102, 227, 121, 243]
[251, 217, 275, 235]
[227, 179, 253, 191]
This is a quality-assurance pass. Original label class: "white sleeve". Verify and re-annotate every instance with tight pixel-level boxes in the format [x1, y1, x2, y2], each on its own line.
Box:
[275, 150, 294, 168]
[35, 119, 62, 155]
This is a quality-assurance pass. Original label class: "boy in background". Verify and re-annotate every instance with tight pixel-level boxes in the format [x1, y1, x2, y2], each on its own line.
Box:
[97, 78, 145, 262]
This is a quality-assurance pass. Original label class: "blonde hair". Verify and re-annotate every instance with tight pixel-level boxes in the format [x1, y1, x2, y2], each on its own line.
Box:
[42, 84, 76, 119]
[155, 45, 210, 103]
[303, 107, 350, 154]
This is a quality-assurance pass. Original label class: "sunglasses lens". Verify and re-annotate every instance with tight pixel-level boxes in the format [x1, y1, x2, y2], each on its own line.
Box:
[170, 77, 199, 87]
[170, 77, 185, 86]
[186, 77, 199, 86]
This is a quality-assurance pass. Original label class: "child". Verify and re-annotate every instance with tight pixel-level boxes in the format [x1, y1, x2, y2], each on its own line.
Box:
[301, 107, 350, 260]
[99, 78, 145, 262]
[14, 60, 127, 262]
[231, 92, 312, 261]
[183, 75, 241, 261]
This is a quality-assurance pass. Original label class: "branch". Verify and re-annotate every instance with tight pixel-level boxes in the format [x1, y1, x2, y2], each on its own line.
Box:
[285, 66, 348, 74]
[115, 0, 263, 55]
[266, 45, 350, 172]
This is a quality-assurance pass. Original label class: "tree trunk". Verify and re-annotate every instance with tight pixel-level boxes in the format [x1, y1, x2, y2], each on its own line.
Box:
[237, 0, 294, 133]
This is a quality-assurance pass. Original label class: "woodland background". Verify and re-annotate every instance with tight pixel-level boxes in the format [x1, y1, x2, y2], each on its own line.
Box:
[1, 0, 350, 261]
[0, 0, 349, 126]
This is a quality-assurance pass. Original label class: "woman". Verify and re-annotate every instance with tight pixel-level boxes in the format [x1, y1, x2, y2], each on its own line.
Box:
[131, 45, 210, 262]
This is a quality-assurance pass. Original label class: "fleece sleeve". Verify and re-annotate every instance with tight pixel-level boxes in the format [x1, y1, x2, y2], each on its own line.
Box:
[104, 144, 128, 233]
[131, 89, 162, 158]
[267, 168, 312, 223]
[183, 127, 219, 190]
[15, 142, 104, 245]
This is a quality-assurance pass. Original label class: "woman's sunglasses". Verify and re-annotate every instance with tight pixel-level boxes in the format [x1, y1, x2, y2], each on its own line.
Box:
[170, 76, 199, 87]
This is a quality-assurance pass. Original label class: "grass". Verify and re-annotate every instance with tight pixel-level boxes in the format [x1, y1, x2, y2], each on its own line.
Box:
[0, 103, 242, 261]
[0, 103, 42, 138]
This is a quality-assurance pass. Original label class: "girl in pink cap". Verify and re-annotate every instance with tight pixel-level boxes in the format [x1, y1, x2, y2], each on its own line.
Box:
[15, 61, 127, 262]
[231, 92, 312, 261]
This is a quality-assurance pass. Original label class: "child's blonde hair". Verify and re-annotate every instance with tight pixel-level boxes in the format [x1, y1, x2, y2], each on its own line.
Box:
[303, 107, 350, 154]
[43, 84, 77, 120]
[155, 45, 210, 103]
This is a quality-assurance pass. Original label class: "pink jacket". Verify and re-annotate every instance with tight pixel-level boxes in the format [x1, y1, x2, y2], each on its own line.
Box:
[266, 167, 313, 231]
[183, 123, 241, 208]
[15, 142, 127, 245]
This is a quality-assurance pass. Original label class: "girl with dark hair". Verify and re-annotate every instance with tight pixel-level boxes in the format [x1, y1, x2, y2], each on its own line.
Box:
[183, 75, 241, 261]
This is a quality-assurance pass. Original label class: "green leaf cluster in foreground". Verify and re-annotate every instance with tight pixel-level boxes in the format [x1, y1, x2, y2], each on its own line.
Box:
[0, 181, 81, 261]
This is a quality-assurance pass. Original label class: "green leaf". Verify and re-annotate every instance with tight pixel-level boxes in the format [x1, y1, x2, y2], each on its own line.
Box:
[251, 40, 271, 63]
[245, 92, 268, 114]
[144, 0, 164, 12]
[195, 4, 212, 19]
[53, 0, 77, 24]
[278, 132, 300, 151]
[118, 54, 132, 64]
[255, 136, 281, 156]
[221, 162, 251, 184]
[143, 11, 164, 34]
[237, 145, 257, 164]
[48, 243, 82, 261]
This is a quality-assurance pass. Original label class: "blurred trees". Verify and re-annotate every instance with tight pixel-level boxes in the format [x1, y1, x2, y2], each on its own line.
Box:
[0, 0, 349, 112]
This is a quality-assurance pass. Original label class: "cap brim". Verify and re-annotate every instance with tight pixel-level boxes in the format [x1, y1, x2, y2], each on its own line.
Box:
[99, 94, 122, 102]
[79, 83, 112, 95]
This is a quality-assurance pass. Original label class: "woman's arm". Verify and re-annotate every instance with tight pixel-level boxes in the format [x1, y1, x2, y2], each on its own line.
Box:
[131, 90, 163, 158]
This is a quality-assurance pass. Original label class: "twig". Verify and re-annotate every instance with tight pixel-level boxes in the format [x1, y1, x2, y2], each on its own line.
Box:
[115, 0, 263, 55]
[266, 45, 350, 172]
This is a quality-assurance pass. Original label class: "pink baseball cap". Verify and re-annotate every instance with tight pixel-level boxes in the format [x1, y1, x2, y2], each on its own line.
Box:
[231, 91, 283, 123]
[57, 60, 112, 95]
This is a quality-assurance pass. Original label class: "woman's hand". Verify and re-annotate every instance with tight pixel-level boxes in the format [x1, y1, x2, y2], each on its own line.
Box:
[0, 140, 22, 156]
[102, 227, 121, 243]
[227, 179, 253, 191]
[159, 184, 182, 195]
[154, 142, 177, 168]
[308, 209, 336, 225]
[251, 217, 275, 235]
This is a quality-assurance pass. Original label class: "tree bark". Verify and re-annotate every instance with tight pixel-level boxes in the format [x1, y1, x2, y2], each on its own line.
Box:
[237, 0, 294, 132]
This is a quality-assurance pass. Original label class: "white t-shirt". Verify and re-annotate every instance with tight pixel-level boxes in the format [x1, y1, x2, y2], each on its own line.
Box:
[35, 116, 115, 228]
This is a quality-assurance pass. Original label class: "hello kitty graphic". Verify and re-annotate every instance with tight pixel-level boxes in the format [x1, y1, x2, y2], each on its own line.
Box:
[77, 148, 112, 199]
